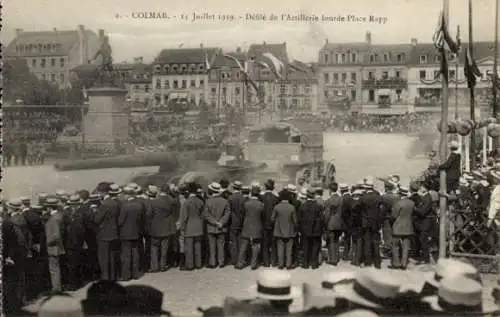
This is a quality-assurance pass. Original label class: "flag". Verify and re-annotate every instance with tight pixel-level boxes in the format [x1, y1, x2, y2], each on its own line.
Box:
[205, 52, 211, 70]
[224, 54, 259, 92]
[464, 46, 482, 88]
[262, 52, 285, 78]
[432, 11, 460, 57]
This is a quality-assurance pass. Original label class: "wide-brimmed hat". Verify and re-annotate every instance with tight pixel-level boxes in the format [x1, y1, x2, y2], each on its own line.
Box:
[321, 269, 358, 289]
[422, 276, 483, 313]
[232, 180, 243, 190]
[398, 187, 409, 196]
[298, 187, 308, 199]
[39, 295, 84, 317]
[249, 269, 301, 301]
[20, 196, 30, 203]
[450, 140, 459, 149]
[339, 184, 349, 192]
[459, 177, 470, 187]
[363, 179, 374, 189]
[55, 189, 68, 197]
[45, 197, 60, 207]
[108, 184, 122, 195]
[208, 182, 222, 193]
[286, 184, 297, 193]
[89, 194, 100, 202]
[127, 182, 139, 190]
[333, 269, 401, 308]
[424, 258, 480, 288]
[67, 195, 82, 206]
[337, 310, 380, 317]
[8, 199, 23, 210]
[122, 186, 136, 195]
[306, 187, 316, 199]
[31, 205, 43, 212]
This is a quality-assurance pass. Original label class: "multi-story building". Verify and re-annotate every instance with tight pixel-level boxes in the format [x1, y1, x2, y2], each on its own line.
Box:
[208, 48, 247, 111]
[408, 40, 498, 114]
[113, 57, 153, 112]
[151, 46, 218, 111]
[278, 61, 318, 113]
[4, 25, 101, 88]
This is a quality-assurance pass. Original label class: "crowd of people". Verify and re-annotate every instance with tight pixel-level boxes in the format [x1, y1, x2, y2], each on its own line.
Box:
[321, 113, 434, 133]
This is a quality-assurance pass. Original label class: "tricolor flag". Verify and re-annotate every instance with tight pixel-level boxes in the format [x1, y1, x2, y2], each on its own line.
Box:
[262, 52, 285, 78]
[432, 11, 460, 56]
[205, 52, 211, 70]
[464, 46, 482, 88]
[224, 54, 259, 92]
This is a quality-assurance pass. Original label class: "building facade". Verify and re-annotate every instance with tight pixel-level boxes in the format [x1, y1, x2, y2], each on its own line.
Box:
[5, 25, 101, 89]
[151, 47, 217, 111]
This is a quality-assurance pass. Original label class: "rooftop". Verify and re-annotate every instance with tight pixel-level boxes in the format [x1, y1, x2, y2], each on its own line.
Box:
[154, 47, 218, 64]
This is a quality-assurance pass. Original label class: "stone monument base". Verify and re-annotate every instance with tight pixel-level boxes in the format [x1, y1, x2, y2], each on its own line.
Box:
[83, 86, 129, 152]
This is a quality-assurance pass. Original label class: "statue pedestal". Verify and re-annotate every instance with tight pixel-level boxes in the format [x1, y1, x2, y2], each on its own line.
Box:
[83, 86, 129, 152]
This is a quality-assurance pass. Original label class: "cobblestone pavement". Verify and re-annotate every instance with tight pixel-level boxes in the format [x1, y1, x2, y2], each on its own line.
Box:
[24, 260, 498, 316]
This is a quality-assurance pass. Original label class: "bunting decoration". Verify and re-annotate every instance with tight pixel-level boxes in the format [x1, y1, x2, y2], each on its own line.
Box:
[262, 52, 285, 78]
[464, 46, 483, 88]
[431, 11, 460, 84]
[223, 54, 259, 93]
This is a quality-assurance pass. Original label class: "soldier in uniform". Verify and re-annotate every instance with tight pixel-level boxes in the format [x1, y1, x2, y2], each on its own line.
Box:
[118, 187, 146, 280]
[149, 185, 176, 272]
[63, 195, 86, 290]
[179, 182, 205, 270]
[94, 184, 121, 280]
[236, 184, 264, 270]
[261, 179, 279, 267]
[228, 181, 245, 265]
[44, 197, 66, 292]
[203, 182, 231, 268]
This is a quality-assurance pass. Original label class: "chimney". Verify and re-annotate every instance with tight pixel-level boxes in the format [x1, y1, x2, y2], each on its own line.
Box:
[98, 29, 105, 41]
[411, 38, 418, 46]
[324, 39, 329, 45]
[133, 57, 144, 64]
[53, 28, 57, 32]
[365, 31, 372, 44]
[236, 47, 242, 53]
[200, 43, 203, 49]
[15, 28, 23, 36]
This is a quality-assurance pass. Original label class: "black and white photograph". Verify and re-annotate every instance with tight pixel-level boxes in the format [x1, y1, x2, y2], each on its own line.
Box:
[2, 0, 500, 315]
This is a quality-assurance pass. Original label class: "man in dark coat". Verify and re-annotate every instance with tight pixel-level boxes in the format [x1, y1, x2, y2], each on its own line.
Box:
[62, 195, 86, 290]
[220, 179, 232, 200]
[339, 184, 352, 261]
[179, 182, 205, 270]
[438, 140, 461, 192]
[391, 187, 415, 269]
[93, 184, 121, 280]
[118, 187, 146, 280]
[203, 182, 231, 268]
[299, 188, 324, 269]
[261, 179, 279, 267]
[78, 190, 98, 282]
[149, 185, 176, 272]
[380, 182, 399, 257]
[44, 198, 66, 292]
[324, 182, 343, 265]
[23, 201, 45, 298]
[236, 185, 264, 270]
[271, 190, 297, 269]
[413, 185, 434, 264]
[360, 179, 383, 268]
[228, 181, 245, 265]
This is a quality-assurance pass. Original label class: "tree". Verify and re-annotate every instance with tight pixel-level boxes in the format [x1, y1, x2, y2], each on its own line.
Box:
[3, 58, 41, 104]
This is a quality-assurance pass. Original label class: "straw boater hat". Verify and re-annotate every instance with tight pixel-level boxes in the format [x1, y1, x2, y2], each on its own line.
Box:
[398, 187, 409, 196]
[422, 276, 484, 313]
[20, 196, 30, 204]
[363, 179, 374, 189]
[232, 180, 243, 190]
[45, 197, 60, 208]
[336, 310, 380, 317]
[249, 269, 301, 301]
[333, 269, 401, 308]
[339, 184, 349, 192]
[7, 199, 23, 210]
[38, 295, 84, 317]
[424, 258, 480, 288]
[145, 185, 158, 197]
[286, 184, 297, 194]
[321, 269, 358, 290]
[306, 187, 316, 199]
[450, 140, 459, 149]
[122, 186, 136, 195]
[108, 184, 122, 195]
[67, 195, 82, 206]
[208, 182, 222, 193]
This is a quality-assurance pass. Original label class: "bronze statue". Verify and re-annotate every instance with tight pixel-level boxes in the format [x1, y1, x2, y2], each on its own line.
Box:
[90, 36, 119, 87]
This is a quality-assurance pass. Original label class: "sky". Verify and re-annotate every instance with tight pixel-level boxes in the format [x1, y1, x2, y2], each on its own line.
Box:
[2, 0, 498, 63]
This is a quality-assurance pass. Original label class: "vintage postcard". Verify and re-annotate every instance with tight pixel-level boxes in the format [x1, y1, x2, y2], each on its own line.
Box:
[2, 0, 500, 315]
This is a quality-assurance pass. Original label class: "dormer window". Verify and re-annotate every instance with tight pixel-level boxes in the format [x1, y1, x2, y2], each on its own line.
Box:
[383, 53, 390, 62]
[397, 53, 406, 63]
[199, 64, 205, 71]
[434, 55, 441, 63]
[324, 53, 329, 64]
[351, 53, 357, 63]
[171, 64, 178, 72]
[163, 65, 169, 72]
[419, 55, 427, 64]
[180, 64, 187, 73]
[154, 64, 161, 72]
[369, 54, 376, 63]
[189, 64, 196, 73]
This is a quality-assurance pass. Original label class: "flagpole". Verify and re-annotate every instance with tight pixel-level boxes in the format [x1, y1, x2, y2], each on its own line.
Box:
[217, 68, 221, 120]
[468, 0, 477, 168]
[438, 0, 450, 260]
[493, 0, 499, 151]
[455, 26, 460, 120]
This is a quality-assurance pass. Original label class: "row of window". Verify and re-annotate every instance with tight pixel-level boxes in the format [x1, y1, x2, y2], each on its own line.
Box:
[132, 84, 151, 92]
[39, 73, 65, 83]
[154, 79, 205, 89]
[323, 70, 405, 84]
[32, 57, 65, 69]
[16, 43, 61, 54]
[208, 84, 312, 95]
[323, 89, 403, 102]
[323, 52, 407, 65]
[419, 69, 457, 80]
[154, 63, 206, 73]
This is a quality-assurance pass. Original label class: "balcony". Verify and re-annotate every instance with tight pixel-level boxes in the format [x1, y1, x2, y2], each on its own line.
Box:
[362, 77, 408, 90]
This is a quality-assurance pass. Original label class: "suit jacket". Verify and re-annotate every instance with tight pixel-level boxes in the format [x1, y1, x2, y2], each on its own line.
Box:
[149, 194, 177, 237]
[341, 193, 352, 230]
[228, 191, 246, 231]
[179, 194, 205, 237]
[380, 192, 399, 220]
[391, 198, 415, 236]
[24, 209, 44, 245]
[299, 199, 324, 237]
[11, 213, 33, 253]
[271, 200, 297, 238]
[261, 191, 279, 230]
[45, 211, 66, 256]
[241, 198, 264, 239]
[439, 152, 461, 181]
[93, 197, 120, 241]
[203, 195, 231, 234]
[63, 207, 86, 250]
[360, 190, 383, 230]
[2, 217, 26, 264]
[325, 193, 343, 231]
[118, 198, 146, 240]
